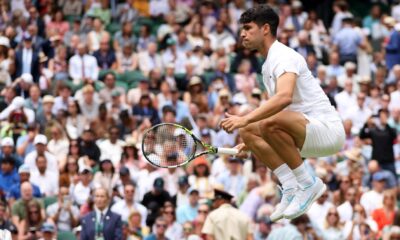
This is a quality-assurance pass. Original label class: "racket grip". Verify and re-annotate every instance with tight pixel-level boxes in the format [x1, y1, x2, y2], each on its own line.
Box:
[217, 147, 239, 155]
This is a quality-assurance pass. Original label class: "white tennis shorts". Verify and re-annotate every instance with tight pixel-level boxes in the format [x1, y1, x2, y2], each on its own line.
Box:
[300, 114, 345, 158]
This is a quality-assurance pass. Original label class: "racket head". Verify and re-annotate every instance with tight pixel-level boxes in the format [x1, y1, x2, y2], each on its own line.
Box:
[141, 123, 200, 168]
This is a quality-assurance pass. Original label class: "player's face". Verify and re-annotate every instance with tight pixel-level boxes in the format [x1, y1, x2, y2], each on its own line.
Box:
[240, 22, 263, 50]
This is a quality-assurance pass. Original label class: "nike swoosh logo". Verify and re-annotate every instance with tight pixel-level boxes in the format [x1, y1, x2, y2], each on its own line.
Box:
[299, 192, 317, 210]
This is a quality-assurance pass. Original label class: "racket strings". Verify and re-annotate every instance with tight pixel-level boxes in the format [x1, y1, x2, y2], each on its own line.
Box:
[142, 124, 196, 167]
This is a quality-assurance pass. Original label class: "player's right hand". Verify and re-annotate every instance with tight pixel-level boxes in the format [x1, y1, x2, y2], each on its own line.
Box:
[234, 143, 249, 153]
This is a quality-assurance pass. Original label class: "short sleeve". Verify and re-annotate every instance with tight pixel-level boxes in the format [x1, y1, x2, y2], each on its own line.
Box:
[201, 215, 214, 235]
[273, 56, 300, 79]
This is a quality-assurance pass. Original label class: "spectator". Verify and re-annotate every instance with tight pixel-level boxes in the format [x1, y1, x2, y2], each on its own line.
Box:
[322, 207, 345, 239]
[46, 10, 69, 38]
[93, 159, 119, 195]
[176, 188, 199, 224]
[87, 18, 110, 53]
[30, 155, 59, 197]
[93, 37, 117, 70]
[1, 137, 23, 167]
[132, 94, 161, 126]
[80, 187, 123, 240]
[11, 182, 45, 237]
[138, 42, 163, 77]
[65, 100, 87, 140]
[71, 167, 93, 206]
[145, 216, 170, 240]
[188, 157, 214, 199]
[360, 172, 387, 217]
[360, 110, 397, 177]
[68, 43, 99, 85]
[116, 42, 138, 73]
[343, 204, 378, 239]
[59, 156, 80, 188]
[0, 156, 19, 197]
[216, 157, 246, 199]
[98, 126, 125, 166]
[202, 188, 253, 240]
[126, 210, 149, 239]
[47, 123, 69, 167]
[308, 190, 334, 231]
[7, 164, 41, 204]
[372, 190, 397, 233]
[14, 33, 40, 83]
[111, 182, 147, 225]
[337, 187, 358, 223]
[78, 85, 100, 121]
[18, 200, 45, 240]
[142, 177, 171, 226]
[46, 185, 79, 232]
[161, 204, 182, 239]
[38, 222, 57, 240]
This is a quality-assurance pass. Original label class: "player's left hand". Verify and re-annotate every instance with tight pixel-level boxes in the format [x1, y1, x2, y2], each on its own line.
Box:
[220, 112, 249, 133]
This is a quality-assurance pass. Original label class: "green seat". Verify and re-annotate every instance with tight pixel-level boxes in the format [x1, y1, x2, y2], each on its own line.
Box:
[119, 70, 145, 84]
[256, 74, 266, 91]
[202, 71, 216, 87]
[106, 22, 121, 36]
[43, 196, 57, 209]
[57, 231, 77, 240]
[115, 80, 129, 92]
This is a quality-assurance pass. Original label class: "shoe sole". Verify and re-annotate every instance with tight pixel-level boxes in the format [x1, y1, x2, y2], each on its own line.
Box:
[283, 183, 327, 220]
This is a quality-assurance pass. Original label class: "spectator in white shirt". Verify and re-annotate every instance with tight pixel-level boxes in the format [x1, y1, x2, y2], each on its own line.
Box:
[138, 42, 163, 77]
[52, 84, 74, 116]
[68, 43, 99, 85]
[30, 155, 59, 197]
[24, 134, 58, 174]
[360, 172, 386, 217]
[335, 79, 357, 117]
[78, 84, 100, 122]
[343, 92, 372, 135]
[98, 126, 125, 166]
[111, 182, 147, 226]
[337, 187, 358, 223]
[308, 190, 334, 232]
[71, 166, 93, 206]
[47, 124, 69, 169]
[389, 79, 400, 111]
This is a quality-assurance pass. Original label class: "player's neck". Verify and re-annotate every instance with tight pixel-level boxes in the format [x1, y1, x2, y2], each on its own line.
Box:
[259, 37, 277, 58]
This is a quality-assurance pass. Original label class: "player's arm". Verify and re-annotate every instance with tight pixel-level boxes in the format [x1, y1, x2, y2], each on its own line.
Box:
[243, 72, 296, 124]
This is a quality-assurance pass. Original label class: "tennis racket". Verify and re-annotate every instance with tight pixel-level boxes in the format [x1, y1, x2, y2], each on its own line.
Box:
[141, 123, 239, 168]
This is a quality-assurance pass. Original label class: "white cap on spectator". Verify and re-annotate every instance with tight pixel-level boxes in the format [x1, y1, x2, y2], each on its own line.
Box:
[292, 0, 302, 8]
[1, 137, 14, 147]
[79, 165, 93, 174]
[21, 73, 33, 84]
[344, 62, 356, 70]
[42, 95, 55, 104]
[18, 164, 31, 174]
[34, 134, 47, 145]
[11, 97, 25, 108]
[174, 128, 186, 137]
[0, 36, 10, 48]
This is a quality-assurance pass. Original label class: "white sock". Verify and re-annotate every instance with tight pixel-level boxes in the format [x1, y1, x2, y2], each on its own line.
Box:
[292, 163, 314, 188]
[273, 164, 297, 190]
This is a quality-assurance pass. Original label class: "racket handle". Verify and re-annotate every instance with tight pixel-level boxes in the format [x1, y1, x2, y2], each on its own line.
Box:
[217, 147, 239, 155]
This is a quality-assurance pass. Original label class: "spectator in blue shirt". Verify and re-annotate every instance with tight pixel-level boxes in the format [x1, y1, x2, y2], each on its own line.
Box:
[6, 164, 41, 202]
[160, 88, 191, 123]
[216, 157, 246, 199]
[333, 17, 365, 65]
[0, 157, 19, 196]
[176, 188, 199, 224]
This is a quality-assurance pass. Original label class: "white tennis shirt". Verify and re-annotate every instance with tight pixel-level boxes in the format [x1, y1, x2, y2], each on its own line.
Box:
[262, 40, 340, 121]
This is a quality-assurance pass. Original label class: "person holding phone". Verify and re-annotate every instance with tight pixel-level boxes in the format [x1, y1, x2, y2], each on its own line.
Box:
[46, 186, 79, 232]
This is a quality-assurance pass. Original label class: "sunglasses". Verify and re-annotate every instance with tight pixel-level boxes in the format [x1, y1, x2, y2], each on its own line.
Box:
[156, 224, 167, 228]
[198, 210, 208, 214]
[164, 211, 174, 215]
[328, 212, 338, 216]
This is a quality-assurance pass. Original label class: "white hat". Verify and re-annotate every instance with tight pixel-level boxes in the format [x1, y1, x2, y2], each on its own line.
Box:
[174, 128, 186, 137]
[292, 0, 302, 8]
[11, 97, 25, 108]
[21, 73, 33, 84]
[1, 137, 14, 147]
[34, 134, 47, 145]
[344, 62, 356, 70]
[0, 36, 10, 48]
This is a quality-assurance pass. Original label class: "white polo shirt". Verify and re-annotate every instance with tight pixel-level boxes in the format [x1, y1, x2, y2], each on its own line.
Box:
[261, 40, 340, 122]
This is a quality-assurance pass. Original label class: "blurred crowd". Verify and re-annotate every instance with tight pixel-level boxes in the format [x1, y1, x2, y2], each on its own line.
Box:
[0, 0, 400, 239]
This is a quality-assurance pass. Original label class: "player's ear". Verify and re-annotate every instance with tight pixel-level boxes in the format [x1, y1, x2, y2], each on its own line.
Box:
[262, 23, 271, 36]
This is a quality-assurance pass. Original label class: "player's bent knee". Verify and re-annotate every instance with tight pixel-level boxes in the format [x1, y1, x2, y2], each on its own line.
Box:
[259, 119, 279, 134]
[239, 125, 257, 140]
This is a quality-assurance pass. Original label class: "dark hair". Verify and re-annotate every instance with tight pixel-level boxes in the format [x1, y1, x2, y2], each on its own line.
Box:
[162, 105, 176, 116]
[103, 72, 116, 81]
[68, 100, 81, 115]
[239, 4, 279, 37]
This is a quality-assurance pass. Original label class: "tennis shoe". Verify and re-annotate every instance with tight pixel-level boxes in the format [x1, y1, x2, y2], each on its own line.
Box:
[270, 186, 296, 222]
[283, 177, 326, 220]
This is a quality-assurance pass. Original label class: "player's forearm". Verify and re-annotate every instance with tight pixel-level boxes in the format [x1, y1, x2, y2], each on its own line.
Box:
[244, 93, 292, 124]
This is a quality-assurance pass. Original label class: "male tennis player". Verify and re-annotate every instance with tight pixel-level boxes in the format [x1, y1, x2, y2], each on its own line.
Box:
[220, 5, 345, 221]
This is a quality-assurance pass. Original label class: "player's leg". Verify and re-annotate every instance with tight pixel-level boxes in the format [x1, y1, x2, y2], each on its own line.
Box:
[239, 123, 297, 221]
[257, 111, 327, 219]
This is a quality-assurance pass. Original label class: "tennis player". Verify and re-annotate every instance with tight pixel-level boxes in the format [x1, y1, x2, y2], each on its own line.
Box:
[220, 5, 345, 221]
